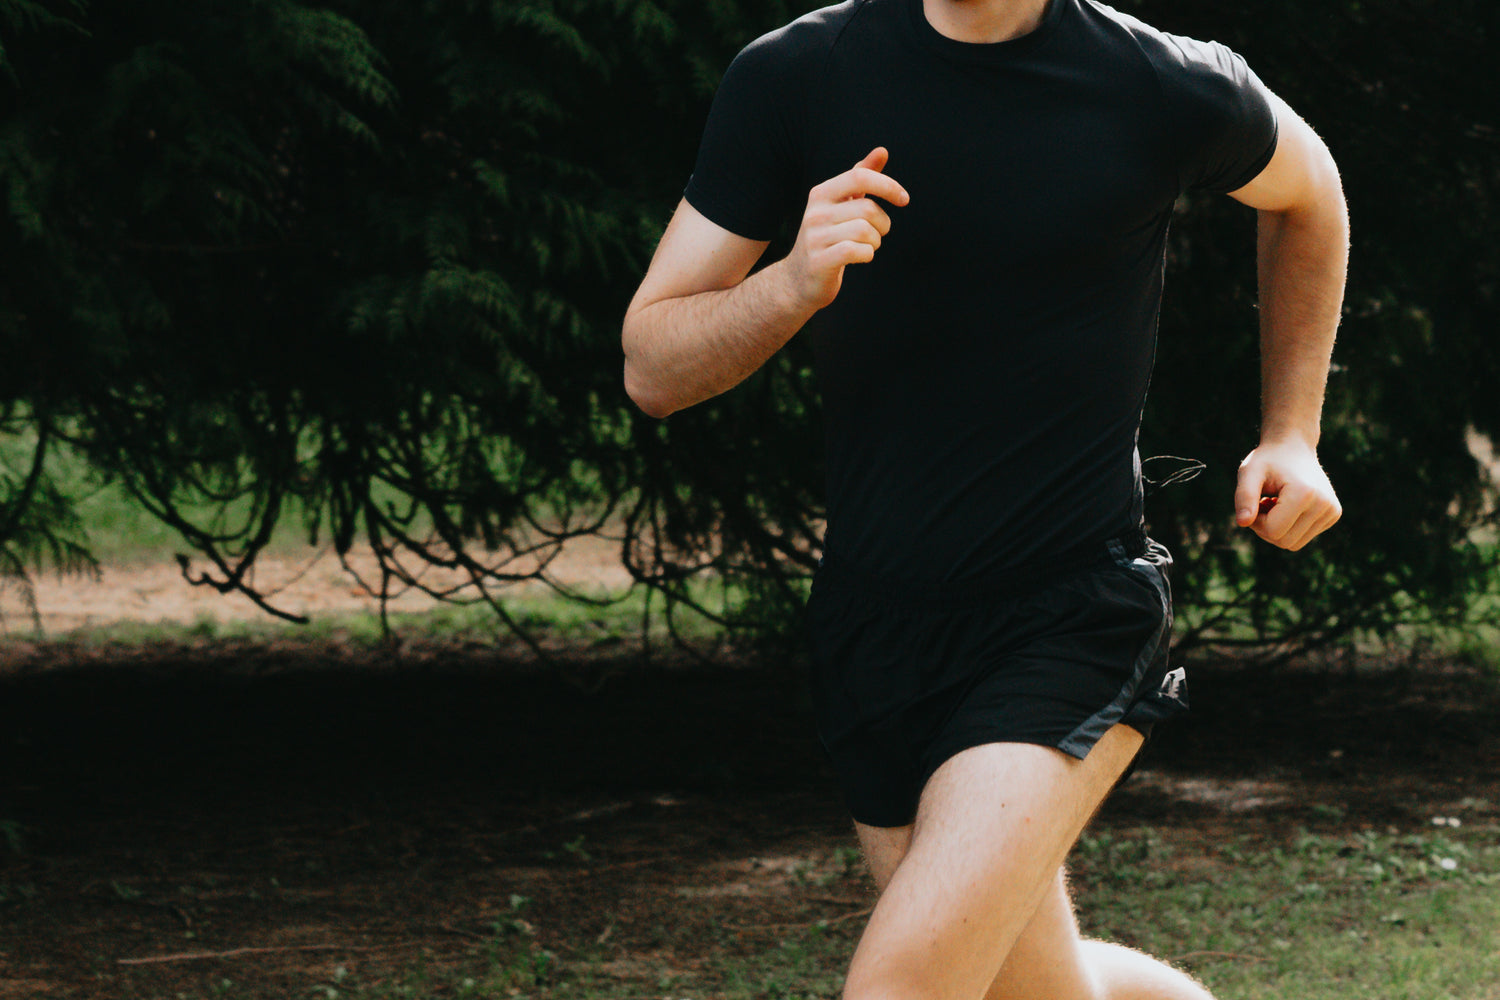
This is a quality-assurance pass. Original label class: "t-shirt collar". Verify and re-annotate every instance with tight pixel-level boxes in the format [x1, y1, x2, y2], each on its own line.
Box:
[904, 0, 1068, 64]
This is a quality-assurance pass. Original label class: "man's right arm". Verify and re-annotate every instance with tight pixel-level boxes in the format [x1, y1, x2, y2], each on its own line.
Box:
[622, 147, 909, 419]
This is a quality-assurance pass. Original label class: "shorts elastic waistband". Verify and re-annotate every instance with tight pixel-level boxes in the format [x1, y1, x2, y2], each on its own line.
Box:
[815, 528, 1147, 611]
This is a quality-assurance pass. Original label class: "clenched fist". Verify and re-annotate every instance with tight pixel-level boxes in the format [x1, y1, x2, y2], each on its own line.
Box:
[1234, 438, 1342, 550]
[783, 147, 910, 311]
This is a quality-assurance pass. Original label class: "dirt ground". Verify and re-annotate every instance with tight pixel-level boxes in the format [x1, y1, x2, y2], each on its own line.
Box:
[1, 558, 1499, 999]
[8, 535, 633, 635]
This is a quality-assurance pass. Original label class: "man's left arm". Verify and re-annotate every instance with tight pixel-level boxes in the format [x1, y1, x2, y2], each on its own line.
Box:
[1227, 93, 1350, 551]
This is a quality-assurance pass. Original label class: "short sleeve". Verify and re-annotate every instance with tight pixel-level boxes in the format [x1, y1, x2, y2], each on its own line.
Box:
[683, 32, 809, 241]
[1158, 36, 1279, 195]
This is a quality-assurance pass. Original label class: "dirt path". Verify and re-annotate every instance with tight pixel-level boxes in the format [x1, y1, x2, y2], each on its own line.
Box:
[8, 535, 632, 635]
[1, 531, 1498, 998]
[1, 643, 1498, 999]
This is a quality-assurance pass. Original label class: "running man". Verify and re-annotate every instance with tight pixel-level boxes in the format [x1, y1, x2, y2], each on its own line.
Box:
[622, 0, 1346, 996]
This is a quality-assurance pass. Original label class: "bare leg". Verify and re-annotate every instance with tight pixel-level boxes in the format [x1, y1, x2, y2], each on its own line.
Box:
[846, 725, 1214, 1000]
[989, 870, 1215, 1000]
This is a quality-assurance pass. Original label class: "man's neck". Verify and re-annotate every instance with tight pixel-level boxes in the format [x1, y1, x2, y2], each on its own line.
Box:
[921, 0, 1051, 43]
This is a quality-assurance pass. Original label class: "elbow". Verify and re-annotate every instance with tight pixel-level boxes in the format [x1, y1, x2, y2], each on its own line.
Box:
[621, 321, 675, 419]
[1302, 138, 1348, 225]
[623, 362, 674, 420]
[1312, 146, 1348, 221]
[1263, 148, 1348, 245]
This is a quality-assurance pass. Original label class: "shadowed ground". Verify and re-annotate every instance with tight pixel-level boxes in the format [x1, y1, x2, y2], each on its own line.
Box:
[1, 643, 1497, 998]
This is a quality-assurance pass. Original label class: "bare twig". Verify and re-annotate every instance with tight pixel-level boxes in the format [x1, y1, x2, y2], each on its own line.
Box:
[1172, 950, 1268, 964]
[423, 923, 490, 942]
[118, 943, 402, 965]
[736, 906, 873, 933]
[803, 895, 870, 907]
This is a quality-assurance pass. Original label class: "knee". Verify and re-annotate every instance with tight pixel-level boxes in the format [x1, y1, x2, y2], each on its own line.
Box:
[844, 968, 1102, 1000]
[842, 967, 945, 1000]
[843, 985, 937, 1000]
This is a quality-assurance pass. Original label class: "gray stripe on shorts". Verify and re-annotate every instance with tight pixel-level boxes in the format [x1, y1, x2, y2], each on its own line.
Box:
[1056, 543, 1171, 758]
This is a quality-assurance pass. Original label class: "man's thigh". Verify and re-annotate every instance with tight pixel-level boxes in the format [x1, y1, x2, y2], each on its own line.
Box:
[856, 832, 1095, 1000]
[987, 868, 1096, 1000]
[855, 821, 912, 893]
[843, 726, 1143, 1000]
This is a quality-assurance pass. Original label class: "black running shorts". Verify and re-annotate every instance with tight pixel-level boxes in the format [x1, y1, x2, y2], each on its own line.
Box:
[805, 534, 1187, 828]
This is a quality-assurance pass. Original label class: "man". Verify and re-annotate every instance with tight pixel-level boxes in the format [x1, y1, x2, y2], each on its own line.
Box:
[622, 0, 1346, 996]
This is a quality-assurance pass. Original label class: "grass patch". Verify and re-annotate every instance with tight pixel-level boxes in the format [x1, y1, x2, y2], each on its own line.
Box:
[1073, 825, 1500, 1000]
[16, 579, 735, 658]
[124, 823, 1500, 1000]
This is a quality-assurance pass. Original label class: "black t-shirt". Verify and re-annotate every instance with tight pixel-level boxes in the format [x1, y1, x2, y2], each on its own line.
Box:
[684, 0, 1278, 584]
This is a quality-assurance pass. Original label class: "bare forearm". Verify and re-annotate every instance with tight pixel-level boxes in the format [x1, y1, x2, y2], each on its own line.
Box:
[622, 259, 816, 418]
[1256, 184, 1348, 448]
[623, 150, 907, 419]
[1229, 98, 1346, 548]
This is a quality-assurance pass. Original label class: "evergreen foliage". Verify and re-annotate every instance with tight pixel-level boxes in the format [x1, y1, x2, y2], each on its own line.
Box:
[0, 0, 1493, 657]
[1140, 0, 1500, 654]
